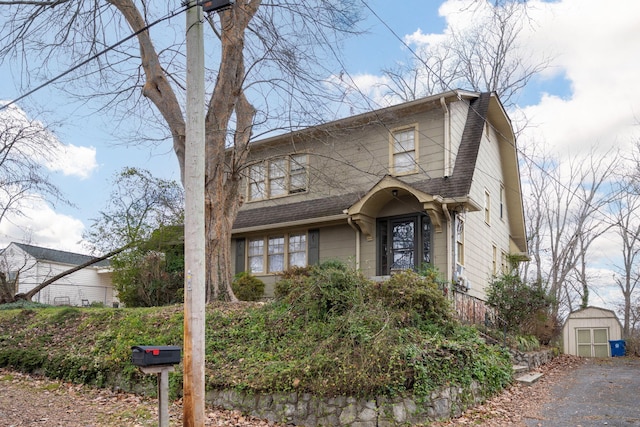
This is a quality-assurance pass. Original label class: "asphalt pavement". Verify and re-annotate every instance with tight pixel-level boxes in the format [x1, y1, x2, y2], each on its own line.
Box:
[524, 357, 640, 427]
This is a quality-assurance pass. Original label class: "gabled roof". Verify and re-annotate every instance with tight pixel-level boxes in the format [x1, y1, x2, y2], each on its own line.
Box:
[6, 242, 111, 268]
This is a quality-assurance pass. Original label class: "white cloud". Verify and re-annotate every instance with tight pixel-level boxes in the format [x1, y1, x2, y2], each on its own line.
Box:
[511, 0, 640, 154]
[401, 0, 640, 156]
[45, 143, 98, 179]
[1, 102, 98, 179]
[0, 196, 86, 253]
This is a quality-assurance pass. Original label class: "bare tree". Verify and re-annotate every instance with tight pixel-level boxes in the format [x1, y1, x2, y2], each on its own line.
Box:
[0, 104, 65, 226]
[522, 146, 619, 319]
[378, 0, 550, 108]
[610, 185, 640, 336]
[0, 1, 362, 301]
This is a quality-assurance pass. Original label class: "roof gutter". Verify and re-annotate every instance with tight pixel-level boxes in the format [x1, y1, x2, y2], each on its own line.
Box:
[440, 97, 451, 177]
[442, 203, 452, 283]
[232, 213, 348, 235]
[346, 216, 361, 270]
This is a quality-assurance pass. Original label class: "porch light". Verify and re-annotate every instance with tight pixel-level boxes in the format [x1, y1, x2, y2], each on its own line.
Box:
[392, 189, 398, 197]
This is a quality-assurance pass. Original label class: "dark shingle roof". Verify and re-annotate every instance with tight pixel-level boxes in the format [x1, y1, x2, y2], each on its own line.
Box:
[11, 243, 111, 268]
[233, 193, 360, 230]
[233, 93, 491, 230]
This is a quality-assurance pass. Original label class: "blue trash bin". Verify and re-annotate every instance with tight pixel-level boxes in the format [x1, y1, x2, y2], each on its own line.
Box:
[609, 340, 626, 357]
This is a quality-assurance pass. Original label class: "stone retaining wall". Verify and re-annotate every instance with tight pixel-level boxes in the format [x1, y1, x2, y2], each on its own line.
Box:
[206, 382, 485, 427]
[204, 349, 556, 427]
[510, 348, 555, 369]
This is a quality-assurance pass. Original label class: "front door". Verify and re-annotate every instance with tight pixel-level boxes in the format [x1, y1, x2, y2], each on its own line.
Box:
[576, 328, 609, 357]
[377, 214, 432, 275]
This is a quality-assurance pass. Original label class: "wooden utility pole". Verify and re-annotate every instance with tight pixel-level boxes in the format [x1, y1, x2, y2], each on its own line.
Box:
[183, 1, 206, 426]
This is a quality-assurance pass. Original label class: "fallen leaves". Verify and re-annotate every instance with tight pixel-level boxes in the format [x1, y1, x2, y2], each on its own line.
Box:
[431, 354, 586, 427]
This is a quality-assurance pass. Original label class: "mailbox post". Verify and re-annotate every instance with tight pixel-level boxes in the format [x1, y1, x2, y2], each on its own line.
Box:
[132, 346, 182, 427]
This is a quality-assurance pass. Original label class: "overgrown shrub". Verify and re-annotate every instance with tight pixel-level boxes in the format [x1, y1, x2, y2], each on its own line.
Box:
[373, 270, 453, 327]
[274, 266, 311, 300]
[283, 260, 371, 321]
[487, 273, 554, 341]
[1, 272, 514, 406]
[231, 272, 265, 301]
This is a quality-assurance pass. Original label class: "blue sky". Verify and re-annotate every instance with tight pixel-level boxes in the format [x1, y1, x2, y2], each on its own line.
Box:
[1, 0, 640, 309]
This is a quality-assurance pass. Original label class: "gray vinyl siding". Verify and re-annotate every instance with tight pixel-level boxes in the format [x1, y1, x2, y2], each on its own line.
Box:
[240, 107, 449, 213]
[317, 224, 358, 268]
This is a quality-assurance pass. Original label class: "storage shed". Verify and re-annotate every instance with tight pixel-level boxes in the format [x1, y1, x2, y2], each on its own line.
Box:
[562, 306, 623, 357]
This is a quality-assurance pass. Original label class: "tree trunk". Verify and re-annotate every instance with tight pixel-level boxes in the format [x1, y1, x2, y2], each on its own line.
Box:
[202, 2, 259, 301]
[0, 272, 16, 304]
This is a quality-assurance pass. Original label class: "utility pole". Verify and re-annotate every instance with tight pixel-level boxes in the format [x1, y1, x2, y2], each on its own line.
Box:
[183, 0, 206, 425]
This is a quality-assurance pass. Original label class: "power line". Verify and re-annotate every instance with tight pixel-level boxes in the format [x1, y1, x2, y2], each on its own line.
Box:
[0, 4, 190, 112]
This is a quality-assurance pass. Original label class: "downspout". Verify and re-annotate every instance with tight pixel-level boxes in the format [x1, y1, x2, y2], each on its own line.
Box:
[440, 97, 451, 177]
[347, 216, 361, 270]
[442, 204, 452, 284]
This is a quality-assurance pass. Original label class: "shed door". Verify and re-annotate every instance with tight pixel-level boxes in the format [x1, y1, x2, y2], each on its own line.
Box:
[576, 328, 609, 357]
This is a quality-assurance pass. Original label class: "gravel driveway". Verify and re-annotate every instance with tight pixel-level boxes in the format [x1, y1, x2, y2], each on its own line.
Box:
[524, 357, 640, 427]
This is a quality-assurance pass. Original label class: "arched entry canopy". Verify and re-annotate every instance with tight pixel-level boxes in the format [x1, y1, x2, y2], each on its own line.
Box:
[346, 176, 448, 241]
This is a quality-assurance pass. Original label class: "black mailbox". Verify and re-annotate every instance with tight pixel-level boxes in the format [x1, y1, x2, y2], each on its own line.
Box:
[131, 345, 181, 367]
[200, 0, 232, 13]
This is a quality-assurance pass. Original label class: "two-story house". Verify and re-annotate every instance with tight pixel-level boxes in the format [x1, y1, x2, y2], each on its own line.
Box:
[231, 90, 527, 301]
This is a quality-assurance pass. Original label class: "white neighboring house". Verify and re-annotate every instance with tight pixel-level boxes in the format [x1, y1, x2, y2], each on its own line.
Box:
[0, 242, 118, 307]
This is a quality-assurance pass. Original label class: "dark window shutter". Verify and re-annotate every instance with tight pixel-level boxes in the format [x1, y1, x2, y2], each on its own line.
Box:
[235, 238, 246, 273]
[308, 229, 319, 265]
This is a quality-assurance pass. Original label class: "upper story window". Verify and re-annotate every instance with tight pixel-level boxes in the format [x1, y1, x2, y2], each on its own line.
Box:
[499, 184, 505, 220]
[248, 154, 308, 201]
[390, 125, 418, 175]
[484, 190, 491, 225]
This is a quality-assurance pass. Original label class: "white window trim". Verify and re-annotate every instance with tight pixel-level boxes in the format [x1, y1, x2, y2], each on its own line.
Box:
[484, 189, 491, 225]
[455, 212, 465, 266]
[247, 154, 309, 202]
[499, 184, 505, 221]
[247, 232, 309, 274]
[389, 124, 419, 176]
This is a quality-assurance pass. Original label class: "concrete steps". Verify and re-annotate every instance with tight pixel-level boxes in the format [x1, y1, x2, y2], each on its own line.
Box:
[513, 364, 543, 385]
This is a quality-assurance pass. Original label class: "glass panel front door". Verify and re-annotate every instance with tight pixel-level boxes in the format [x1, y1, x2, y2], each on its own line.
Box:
[390, 219, 415, 271]
[377, 214, 432, 275]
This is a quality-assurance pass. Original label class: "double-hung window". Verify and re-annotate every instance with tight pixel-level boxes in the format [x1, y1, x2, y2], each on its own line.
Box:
[247, 233, 308, 273]
[248, 239, 265, 274]
[499, 185, 505, 220]
[248, 154, 308, 201]
[484, 190, 491, 225]
[390, 126, 418, 175]
[248, 164, 266, 201]
[456, 213, 465, 266]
